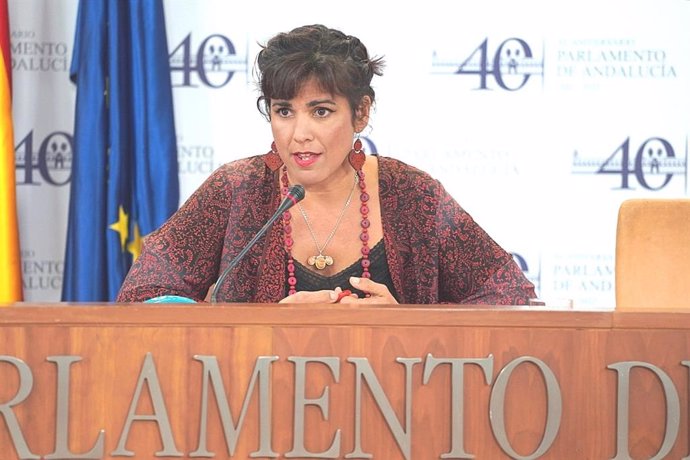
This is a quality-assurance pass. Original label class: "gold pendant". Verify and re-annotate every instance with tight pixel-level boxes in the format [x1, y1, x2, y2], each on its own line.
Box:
[308, 254, 334, 270]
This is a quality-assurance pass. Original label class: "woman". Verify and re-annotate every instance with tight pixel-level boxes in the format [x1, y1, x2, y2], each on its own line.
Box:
[116, 24, 535, 305]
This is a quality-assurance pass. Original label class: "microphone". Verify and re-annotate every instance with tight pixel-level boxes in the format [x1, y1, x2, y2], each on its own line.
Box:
[210, 184, 305, 303]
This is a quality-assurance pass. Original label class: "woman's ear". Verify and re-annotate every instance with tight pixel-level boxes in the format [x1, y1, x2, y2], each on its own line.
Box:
[354, 96, 372, 132]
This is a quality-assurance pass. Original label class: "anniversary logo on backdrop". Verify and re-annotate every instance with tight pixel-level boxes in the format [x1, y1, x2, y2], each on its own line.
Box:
[169, 32, 249, 89]
[431, 36, 545, 91]
[15, 129, 72, 187]
[572, 135, 687, 193]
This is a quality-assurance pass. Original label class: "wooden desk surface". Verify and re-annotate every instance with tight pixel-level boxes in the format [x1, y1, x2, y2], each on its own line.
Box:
[1, 304, 689, 459]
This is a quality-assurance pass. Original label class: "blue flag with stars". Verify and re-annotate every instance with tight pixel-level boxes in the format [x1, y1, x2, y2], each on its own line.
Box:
[62, 0, 179, 301]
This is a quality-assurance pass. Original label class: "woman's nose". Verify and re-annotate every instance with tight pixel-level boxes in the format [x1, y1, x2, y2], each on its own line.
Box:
[292, 114, 314, 143]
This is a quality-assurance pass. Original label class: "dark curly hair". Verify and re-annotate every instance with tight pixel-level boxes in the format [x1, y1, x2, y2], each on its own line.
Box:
[255, 24, 384, 122]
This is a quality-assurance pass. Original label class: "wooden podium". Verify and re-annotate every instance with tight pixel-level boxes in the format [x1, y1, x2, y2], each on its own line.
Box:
[1, 304, 690, 459]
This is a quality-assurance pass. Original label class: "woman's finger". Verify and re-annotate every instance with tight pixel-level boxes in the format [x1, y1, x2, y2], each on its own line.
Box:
[279, 289, 339, 304]
[348, 277, 398, 304]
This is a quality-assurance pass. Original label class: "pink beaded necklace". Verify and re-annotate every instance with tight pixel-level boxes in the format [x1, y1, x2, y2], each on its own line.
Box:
[280, 165, 371, 296]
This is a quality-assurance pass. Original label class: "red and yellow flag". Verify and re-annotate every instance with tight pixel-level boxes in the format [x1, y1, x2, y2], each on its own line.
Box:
[0, 0, 23, 303]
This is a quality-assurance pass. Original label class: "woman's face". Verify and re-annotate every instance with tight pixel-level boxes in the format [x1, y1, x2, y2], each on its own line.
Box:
[270, 78, 368, 190]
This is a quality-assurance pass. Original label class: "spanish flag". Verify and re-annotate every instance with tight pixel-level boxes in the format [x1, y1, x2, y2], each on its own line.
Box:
[0, 0, 22, 303]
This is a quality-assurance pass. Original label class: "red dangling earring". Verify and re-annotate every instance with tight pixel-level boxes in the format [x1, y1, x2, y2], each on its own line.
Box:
[348, 138, 366, 171]
[263, 141, 283, 171]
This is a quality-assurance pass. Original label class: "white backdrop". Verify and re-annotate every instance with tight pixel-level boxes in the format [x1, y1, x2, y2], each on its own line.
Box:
[11, 0, 690, 308]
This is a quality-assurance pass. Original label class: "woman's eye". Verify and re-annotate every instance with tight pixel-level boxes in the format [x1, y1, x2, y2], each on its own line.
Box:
[314, 107, 333, 118]
[277, 108, 291, 117]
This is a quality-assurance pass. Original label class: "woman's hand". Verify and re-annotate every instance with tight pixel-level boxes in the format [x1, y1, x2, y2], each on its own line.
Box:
[339, 277, 398, 305]
[278, 278, 398, 305]
[279, 286, 344, 304]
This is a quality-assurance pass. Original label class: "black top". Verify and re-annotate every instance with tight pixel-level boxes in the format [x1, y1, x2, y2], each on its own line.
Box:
[288, 240, 398, 300]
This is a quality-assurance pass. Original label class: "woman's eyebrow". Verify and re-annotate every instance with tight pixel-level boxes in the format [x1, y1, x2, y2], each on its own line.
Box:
[271, 100, 292, 108]
[307, 98, 336, 107]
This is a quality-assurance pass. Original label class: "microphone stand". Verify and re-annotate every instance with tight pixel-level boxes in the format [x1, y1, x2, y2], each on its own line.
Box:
[210, 185, 305, 303]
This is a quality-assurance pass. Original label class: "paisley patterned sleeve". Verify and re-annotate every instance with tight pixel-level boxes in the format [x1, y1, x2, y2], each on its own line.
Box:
[436, 186, 536, 305]
[116, 165, 234, 302]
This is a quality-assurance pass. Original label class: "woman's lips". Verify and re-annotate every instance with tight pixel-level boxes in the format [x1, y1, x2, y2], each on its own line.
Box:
[292, 152, 320, 168]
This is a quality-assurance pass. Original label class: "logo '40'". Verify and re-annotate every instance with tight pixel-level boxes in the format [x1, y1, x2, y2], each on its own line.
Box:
[169, 33, 237, 88]
[598, 137, 677, 190]
[456, 38, 534, 91]
[15, 130, 72, 186]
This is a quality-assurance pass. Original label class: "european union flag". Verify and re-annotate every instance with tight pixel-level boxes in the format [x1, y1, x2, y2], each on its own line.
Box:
[62, 0, 179, 301]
